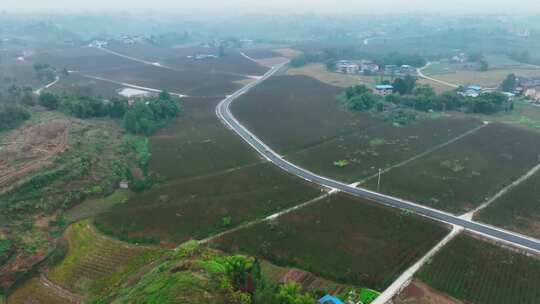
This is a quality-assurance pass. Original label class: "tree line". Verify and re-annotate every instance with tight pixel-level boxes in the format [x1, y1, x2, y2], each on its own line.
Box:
[341, 75, 512, 117]
[39, 90, 182, 134]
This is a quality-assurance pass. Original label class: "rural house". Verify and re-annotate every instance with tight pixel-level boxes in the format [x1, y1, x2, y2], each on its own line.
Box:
[375, 84, 394, 96]
[336, 60, 360, 74]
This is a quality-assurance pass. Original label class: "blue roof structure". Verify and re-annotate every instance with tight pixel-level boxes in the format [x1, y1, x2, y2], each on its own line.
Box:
[375, 84, 394, 90]
[318, 295, 344, 304]
[468, 85, 482, 91]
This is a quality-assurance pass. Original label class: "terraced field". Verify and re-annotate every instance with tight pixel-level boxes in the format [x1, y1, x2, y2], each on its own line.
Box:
[212, 193, 448, 291]
[364, 123, 540, 214]
[47, 221, 164, 297]
[7, 277, 74, 304]
[416, 234, 540, 304]
[94, 162, 321, 245]
[476, 170, 540, 238]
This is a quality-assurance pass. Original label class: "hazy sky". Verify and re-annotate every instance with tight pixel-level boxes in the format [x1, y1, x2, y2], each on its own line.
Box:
[3, 0, 540, 14]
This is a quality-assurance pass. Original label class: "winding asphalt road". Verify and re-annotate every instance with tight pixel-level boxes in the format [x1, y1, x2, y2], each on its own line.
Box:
[216, 62, 540, 255]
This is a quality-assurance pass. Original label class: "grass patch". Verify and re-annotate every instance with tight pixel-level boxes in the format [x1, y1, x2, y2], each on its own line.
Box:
[364, 123, 540, 213]
[7, 277, 72, 304]
[212, 193, 448, 291]
[64, 190, 131, 223]
[417, 234, 540, 304]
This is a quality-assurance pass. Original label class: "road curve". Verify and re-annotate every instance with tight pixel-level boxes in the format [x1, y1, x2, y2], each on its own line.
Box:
[216, 62, 540, 255]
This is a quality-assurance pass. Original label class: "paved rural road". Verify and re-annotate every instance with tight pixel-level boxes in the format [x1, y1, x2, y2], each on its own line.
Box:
[216, 62, 540, 254]
[417, 62, 459, 88]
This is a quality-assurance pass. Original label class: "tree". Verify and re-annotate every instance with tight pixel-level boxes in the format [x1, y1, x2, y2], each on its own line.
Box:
[501, 73, 517, 92]
[39, 92, 60, 110]
[346, 92, 379, 111]
[344, 85, 370, 99]
[276, 282, 314, 304]
[479, 59, 489, 72]
[392, 75, 416, 95]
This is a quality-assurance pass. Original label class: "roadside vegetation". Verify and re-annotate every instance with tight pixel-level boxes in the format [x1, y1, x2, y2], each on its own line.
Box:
[416, 234, 540, 304]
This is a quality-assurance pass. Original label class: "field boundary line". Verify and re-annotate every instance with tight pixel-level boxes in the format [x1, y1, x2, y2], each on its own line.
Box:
[78, 73, 187, 97]
[199, 191, 333, 244]
[356, 122, 488, 185]
[96, 46, 263, 79]
[39, 274, 83, 304]
[462, 161, 540, 220]
[372, 226, 463, 304]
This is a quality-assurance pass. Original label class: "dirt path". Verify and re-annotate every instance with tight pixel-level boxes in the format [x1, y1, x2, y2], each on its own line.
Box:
[34, 75, 60, 95]
[39, 274, 83, 304]
[417, 62, 460, 89]
[79, 73, 187, 97]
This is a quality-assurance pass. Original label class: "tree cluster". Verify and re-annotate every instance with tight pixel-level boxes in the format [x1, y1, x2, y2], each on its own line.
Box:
[33, 63, 56, 83]
[341, 85, 381, 112]
[0, 105, 30, 131]
[122, 91, 181, 135]
[39, 90, 182, 134]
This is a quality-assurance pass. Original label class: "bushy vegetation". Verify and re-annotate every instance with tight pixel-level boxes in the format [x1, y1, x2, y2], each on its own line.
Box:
[384, 78, 512, 114]
[33, 63, 56, 83]
[39, 90, 181, 134]
[0, 105, 30, 131]
[91, 240, 319, 304]
[122, 91, 181, 135]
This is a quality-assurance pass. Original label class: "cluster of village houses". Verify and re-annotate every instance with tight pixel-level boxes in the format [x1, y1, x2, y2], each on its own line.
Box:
[336, 60, 417, 77]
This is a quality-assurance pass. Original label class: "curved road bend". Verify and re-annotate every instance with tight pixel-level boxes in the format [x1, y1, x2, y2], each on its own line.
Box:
[216, 62, 540, 255]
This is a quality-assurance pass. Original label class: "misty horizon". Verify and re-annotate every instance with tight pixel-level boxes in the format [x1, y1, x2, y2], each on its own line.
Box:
[3, 0, 540, 15]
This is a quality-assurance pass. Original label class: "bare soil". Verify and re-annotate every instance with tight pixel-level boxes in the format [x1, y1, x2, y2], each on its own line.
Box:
[394, 279, 463, 304]
[0, 119, 70, 188]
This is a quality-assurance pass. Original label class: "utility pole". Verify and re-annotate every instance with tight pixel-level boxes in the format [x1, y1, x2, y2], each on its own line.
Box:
[377, 168, 382, 192]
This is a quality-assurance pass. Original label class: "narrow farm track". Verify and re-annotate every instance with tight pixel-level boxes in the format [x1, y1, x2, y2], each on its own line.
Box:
[356, 122, 489, 185]
[78, 73, 187, 97]
[417, 62, 459, 89]
[34, 75, 60, 95]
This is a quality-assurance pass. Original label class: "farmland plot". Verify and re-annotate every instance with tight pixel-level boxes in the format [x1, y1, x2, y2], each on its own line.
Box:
[364, 123, 540, 213]
[212, 193, 448, 291]
[476, 170, 540, 238]
[416, 234, 540, 304]
[91, 64, 244, 96]
[149, 97, 260, 180]
[94, 162, 321, 246]
[287, 116, 482, 183]
[232, 75, 378, 153]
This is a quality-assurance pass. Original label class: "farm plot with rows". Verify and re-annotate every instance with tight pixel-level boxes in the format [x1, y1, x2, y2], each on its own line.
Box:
[50, 73, 123, 98]
[94, 162, 321, 246]
[363, 123, 540, 214]
[476, 170, 540, 238]
[91, 64, 244, 96]
[107, 43, 269, 76]
[232, 75, 379, 153]
[47, 220, 164, 297]
[211, 193, 448, 291]
[149, 97, 261, 180]
[30, 46, 136, 74]
[415, 234, 540, 304]
[287, 116, 482, 183]
[7, 277, 74, 304]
